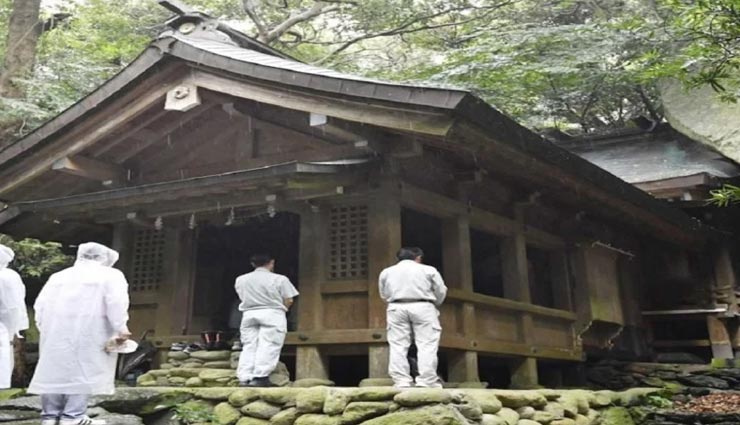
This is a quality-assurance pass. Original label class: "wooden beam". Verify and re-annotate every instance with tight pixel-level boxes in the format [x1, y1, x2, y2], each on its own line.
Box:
[0, 206, 21, 227]
[0, 83, 174, 196]
[707, 315, 734, 360]
[52, 155, 126, 184]
[189, 70, 455, 136]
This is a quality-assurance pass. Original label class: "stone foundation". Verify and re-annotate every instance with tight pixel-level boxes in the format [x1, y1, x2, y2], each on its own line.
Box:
[0, 386, 668, 425]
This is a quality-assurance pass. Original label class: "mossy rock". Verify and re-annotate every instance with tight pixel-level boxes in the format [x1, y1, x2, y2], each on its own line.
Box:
[170, 368, 203, 378]
[260, 387, 300, 405]
[228, 389, 260, 407]
[140, 391, 194, 415]
[517, 420, 541, 425]
[94, 389, 192, 416]
[292, 378, 335, 388]
[183, 362, 205, 369]
[186, 377, 204, 387]
[136, 373, 156, 386]
[296, 387, 328, 413]
[394, 389, 452, 407]
[614, 388, 660, 407]
[0, 389, 25, 401]
[352, 387, 400, 402]
[294, 414, 341, 425]
[516, 406, 535, 420]
[482, 414, 508, 425]
[204, 360, 233, 369]
[361, 404, 469, 425]
[451, 391, 483, 421]
[466, 390, 502, 414]
[323, 388, 354, 415]
[160, 363, 175, 370]
[270, 407, 299, 425]
[359, 378, 394, 387]
[240, 400, 281, 419]
[200, 369, 237, 381]
[574, 414, 592, 425]
[190, 350, 232, 361]
[341, 401, 391, 424]
[492, 391, 547, 409]
[214, 402, 242, 425]
[193, 388, 237, 401]
[168, 351, 190, 361]
[235, 417, 269, 425]
[544, 402, 566, 419]
[600, 407, 635, 425]
[496, 407, 520, 425]
[532, 410, 556, 423]
[149, 369, 170, 377]
[551, 420, 576, 425]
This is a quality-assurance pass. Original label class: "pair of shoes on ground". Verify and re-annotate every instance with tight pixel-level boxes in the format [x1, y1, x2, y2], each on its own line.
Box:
[239, 377, 275, 387]
[42, 417, 105, 425]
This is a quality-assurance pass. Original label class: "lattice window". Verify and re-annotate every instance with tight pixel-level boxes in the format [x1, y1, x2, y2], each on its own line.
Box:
[130, 229, 166, 292]
[328, 205, 369, 280]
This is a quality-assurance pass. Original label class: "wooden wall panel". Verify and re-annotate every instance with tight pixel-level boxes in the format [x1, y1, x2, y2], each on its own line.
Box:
[323, 293, 369, 329]
[532, 317, 573, 348]
[476, 307, 521, 342]
[439, 303, 463, 336]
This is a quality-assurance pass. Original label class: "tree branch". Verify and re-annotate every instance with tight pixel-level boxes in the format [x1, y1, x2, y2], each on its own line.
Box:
[263, 2, 342, 44]
[242, 0, 268, 41]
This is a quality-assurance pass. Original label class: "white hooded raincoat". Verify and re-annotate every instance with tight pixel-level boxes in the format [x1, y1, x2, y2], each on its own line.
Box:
[0, 244, 29, 388]
[28, 243, 129, 395]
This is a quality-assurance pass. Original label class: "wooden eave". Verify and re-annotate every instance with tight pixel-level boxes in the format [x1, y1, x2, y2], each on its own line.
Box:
[0, 32, 711, 246]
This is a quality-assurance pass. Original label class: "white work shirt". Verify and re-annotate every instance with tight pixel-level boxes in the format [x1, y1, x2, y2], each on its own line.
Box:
[379, 260, 447, 306]
[235, 268, 299, 312]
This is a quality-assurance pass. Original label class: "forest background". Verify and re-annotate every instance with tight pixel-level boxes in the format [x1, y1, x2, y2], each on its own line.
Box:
[0, 0, 739, 279]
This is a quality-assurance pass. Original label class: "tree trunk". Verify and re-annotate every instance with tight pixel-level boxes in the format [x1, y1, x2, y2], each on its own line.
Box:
[0, 0, 42, 99]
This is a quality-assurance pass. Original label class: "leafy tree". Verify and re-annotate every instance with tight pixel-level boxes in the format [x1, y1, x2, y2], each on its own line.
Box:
[0, 234, 72, 282]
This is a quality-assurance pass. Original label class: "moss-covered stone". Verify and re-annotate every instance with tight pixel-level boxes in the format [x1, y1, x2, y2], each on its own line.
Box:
[190, 350, 232, 361]
[361, 404, 469, 425]
[481, 414, 508, 425]
[260, 387, 300, 405]
[199, 369, 236, 381]
[169, 377, 187, 386]
[140, 391, 194, 415]
[149, 369, 170, 377]
[0, 389, 24, 401]
[228, 389, 260, 407]
[168, 351, 190, 361]
[496, 407, 520, 425]
[600, 407, 634, 425]
[544, 402, 565, 419]
[323, 388, 353, 415]
[235, 417, 269, 425]
[466, 390, 503, 414]
[292, 378, 335, 388]
[516, 406, 535, 419]
[214, 402, 242, 425]
[451, 392, 483, 421]
[241, 400, 281, 419]
[270, 407, 299, 425]
[294, 414, 341, 425]
[352, 387, 400, 402]
[493, 391, 547, 409]
[186, 377, 204, 387]
[295, 387, 328, 413]
[192, 388, 236, 401]
[136, 373, 156, 386]
[614, 388, 659, 407]
[182, 362, 205, 369]
[532, 410, 556, 423]
[551, 419, 576, 425]
[359, 378, 394, 387]
[518, 420, 542, 425]
[170, 368, 203, 378]
[394, 389, 452, 407]
[574, 414, 592, 425]
[205, 361, 233, 369]
[341, 401, 391, 424]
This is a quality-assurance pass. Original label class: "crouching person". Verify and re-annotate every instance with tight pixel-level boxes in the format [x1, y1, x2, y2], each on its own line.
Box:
[236, 254, 298, 387]
[29, 243, 131, 425]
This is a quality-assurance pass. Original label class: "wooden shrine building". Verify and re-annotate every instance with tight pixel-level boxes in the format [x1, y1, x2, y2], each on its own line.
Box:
[0, 3, 736, 387]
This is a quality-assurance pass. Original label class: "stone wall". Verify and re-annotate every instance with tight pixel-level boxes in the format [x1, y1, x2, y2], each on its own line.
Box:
[0, 386, 667, 425]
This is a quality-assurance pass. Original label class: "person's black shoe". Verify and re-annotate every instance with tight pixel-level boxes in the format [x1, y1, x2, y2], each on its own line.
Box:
[247, 377, 275, 387]
[239, 380, 252, 387]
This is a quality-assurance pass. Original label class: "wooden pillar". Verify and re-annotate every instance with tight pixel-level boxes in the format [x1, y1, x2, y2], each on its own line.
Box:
[296, 208, 329, 379]
[366, 186, 401, 378]
[550, 251, 573, 311]
[443, 215, 480, 383]
[707, 315, 734, 360]
[714, 245, 738, 310]
[501, 208, 538, 388]
[111, 222, 133, 274]
[155, 226, 196, 336]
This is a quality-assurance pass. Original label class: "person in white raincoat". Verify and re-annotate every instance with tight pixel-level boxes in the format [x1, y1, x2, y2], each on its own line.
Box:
[29, 242, 131, 425]
[0, 244, 29, 389]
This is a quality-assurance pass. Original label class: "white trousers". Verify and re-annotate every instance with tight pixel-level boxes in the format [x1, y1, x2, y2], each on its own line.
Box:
[41, 394, 89, 421]
[0, 324, 12, 389]
[237, 309, 287, 382]
[386, 302, 442, 388]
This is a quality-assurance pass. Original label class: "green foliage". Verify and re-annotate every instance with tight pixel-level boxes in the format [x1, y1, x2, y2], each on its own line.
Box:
[172, 400, 216, 424]
[710, 184, 740, 207]
[0, 234, 72, 281]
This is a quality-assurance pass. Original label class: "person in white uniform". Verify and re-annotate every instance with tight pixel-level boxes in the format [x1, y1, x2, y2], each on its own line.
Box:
[235, 254, 298, 387]
[379, 247, 447, 388]
[0, 244, 29, 389]
[29, 242, 131, 425]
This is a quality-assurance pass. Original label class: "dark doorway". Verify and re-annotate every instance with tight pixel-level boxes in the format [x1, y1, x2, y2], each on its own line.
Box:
[470, 228, 504, 297]
[527, 246, 555, 308]
[329, 355, 369, 386]
[401, 208, 444, 273]
[192, 212, 300, 333]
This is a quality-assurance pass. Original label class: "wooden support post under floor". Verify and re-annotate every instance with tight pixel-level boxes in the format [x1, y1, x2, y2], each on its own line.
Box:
[442, 215, 480, 383]
[707, 315, 734, 360]
[295, 207, 329, 379]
